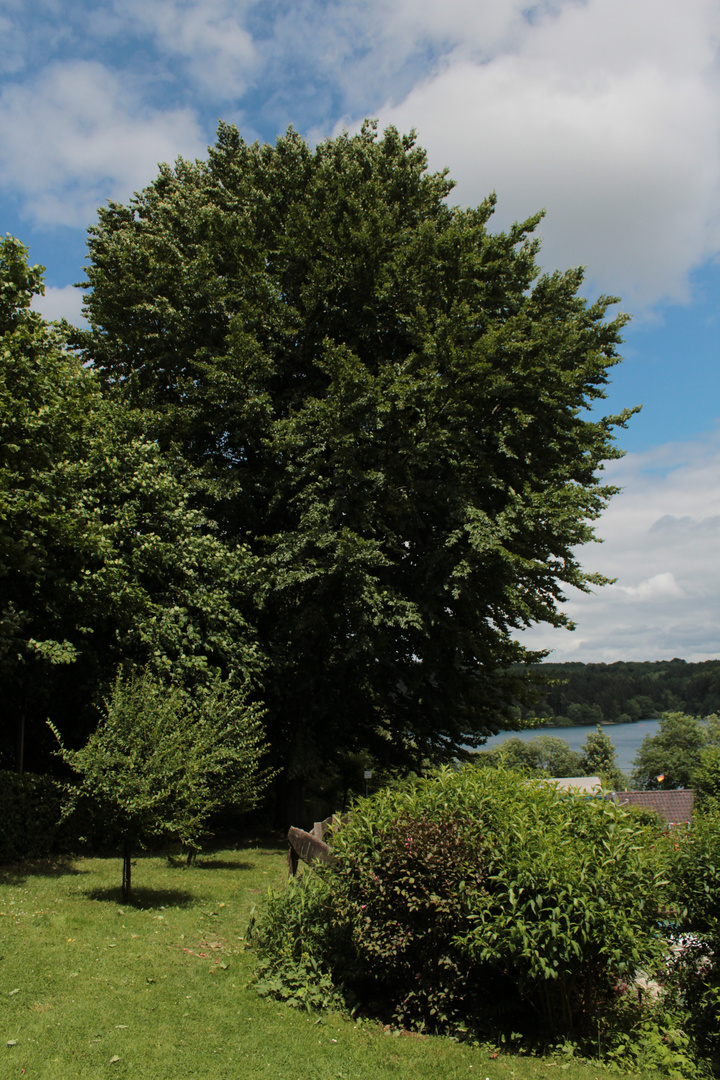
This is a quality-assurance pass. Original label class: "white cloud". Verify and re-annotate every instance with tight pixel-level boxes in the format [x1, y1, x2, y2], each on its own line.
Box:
[117, 0, 258, 99]
[341, 0, 720, 309]
[617, 572, 685, 602]
[518, 430, 720, 661]
[1, 0, 718, 313]
[0, 60, 206, 227]
[31, 284, 88, 327]
[266, 0, 532, 114]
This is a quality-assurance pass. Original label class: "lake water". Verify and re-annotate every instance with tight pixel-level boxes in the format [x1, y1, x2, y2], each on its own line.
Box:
[478, 719, 663, 774]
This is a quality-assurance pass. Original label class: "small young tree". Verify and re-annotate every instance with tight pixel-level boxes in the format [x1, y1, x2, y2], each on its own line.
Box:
[579, 725, 625, 789]
[50, 669, 272, 899]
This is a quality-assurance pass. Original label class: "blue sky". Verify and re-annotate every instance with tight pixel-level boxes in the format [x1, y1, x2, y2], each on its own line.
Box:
[1, 0, 718, 662]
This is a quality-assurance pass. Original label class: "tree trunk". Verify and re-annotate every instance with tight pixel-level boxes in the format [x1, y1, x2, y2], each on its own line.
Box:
[274, 771, 306, 831]
[122, 840, 132, 901]
[16, 713, 24, 775]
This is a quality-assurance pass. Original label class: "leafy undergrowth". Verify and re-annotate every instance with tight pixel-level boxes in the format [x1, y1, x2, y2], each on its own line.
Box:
[1, 841, 668, 1080]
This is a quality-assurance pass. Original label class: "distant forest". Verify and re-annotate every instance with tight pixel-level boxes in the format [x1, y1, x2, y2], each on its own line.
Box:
[523, 659, 720, 726]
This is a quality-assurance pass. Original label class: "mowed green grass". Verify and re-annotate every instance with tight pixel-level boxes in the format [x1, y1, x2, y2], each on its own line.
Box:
[1, 840, 660, 1080]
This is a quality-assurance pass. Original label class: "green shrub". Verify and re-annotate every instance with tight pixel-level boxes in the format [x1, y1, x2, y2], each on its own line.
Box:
[664, 810, 720, 1072]
[457, 779, 666, 1038]
[328, 810, 492, 1033]
[0, 769, 125, 863]
[604, 1007, 705, 1079]
[250, 873, 345, 1012]
[251, 766, 667, 1044]
[0, 771, 65, 862]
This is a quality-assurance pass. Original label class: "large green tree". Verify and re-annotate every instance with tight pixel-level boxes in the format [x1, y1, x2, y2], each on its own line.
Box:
[0, 237, 261, 772]
[689, 714, 720, 809]
[631, 712, 707, 790]
[80, 122, 633, 819]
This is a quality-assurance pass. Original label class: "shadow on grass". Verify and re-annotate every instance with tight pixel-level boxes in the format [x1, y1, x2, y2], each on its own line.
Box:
[0, 856, 89, 885]
[165, 854, 256, 871]
[84, 884, 198, 909]
[195, 857, 257, 871]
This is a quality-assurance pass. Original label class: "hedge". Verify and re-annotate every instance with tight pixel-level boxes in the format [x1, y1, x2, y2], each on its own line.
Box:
[0, 771, 67, 863]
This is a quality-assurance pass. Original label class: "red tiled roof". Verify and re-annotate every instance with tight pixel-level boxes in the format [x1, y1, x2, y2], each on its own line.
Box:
[614, 789, 694, 824]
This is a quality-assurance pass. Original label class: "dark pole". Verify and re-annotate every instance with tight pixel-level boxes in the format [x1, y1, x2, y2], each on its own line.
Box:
[16, 713, 25, 775]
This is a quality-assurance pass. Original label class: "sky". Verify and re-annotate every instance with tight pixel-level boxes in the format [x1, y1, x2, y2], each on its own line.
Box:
[1, 0, 718, 664]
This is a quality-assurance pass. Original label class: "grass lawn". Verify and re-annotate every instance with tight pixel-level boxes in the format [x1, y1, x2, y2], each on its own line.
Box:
[1, 838, 662, 1080]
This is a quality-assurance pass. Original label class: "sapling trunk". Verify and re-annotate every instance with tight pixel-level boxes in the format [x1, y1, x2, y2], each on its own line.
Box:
[122, 839, 132, 901]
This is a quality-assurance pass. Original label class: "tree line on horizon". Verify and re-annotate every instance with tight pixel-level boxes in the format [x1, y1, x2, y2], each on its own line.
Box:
[521, 658, 720, 727]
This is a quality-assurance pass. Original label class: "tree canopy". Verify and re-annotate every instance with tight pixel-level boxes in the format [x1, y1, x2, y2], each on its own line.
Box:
[479, 734, 583, 778]
[578, 725, 625, 789]
[79, 121, 634, 816]
[0, 237, 261, 772]
[50, 669, 272, 898]
[476, 725, 624, 788]
[631, 712, 709, 790]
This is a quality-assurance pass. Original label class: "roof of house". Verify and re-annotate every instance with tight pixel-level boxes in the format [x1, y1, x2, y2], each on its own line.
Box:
[614, 789, 695, 824]
[545, 776, 604, 795]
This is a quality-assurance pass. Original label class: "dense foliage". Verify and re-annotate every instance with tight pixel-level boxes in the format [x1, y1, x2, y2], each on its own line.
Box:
[0, 238, 262, 772]
[78, 121, 634, 815]
[0, 771, 66, 863]
[476, 725, 625, 789]
[50, 669, 272, 898]
[477, 734, 584, 777]
[694, 740, 720, 812]
[526, 659, 720, 725]
[0, 770, 121, 863]
[631, 712, 717, 790]
[252, 767, 665, 1043]
[664, 809, 720, 1073]
[577, 725, 626, 788]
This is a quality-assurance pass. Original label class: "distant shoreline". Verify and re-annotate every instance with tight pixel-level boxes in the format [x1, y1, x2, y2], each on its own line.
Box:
[478, 718, 666, 773]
